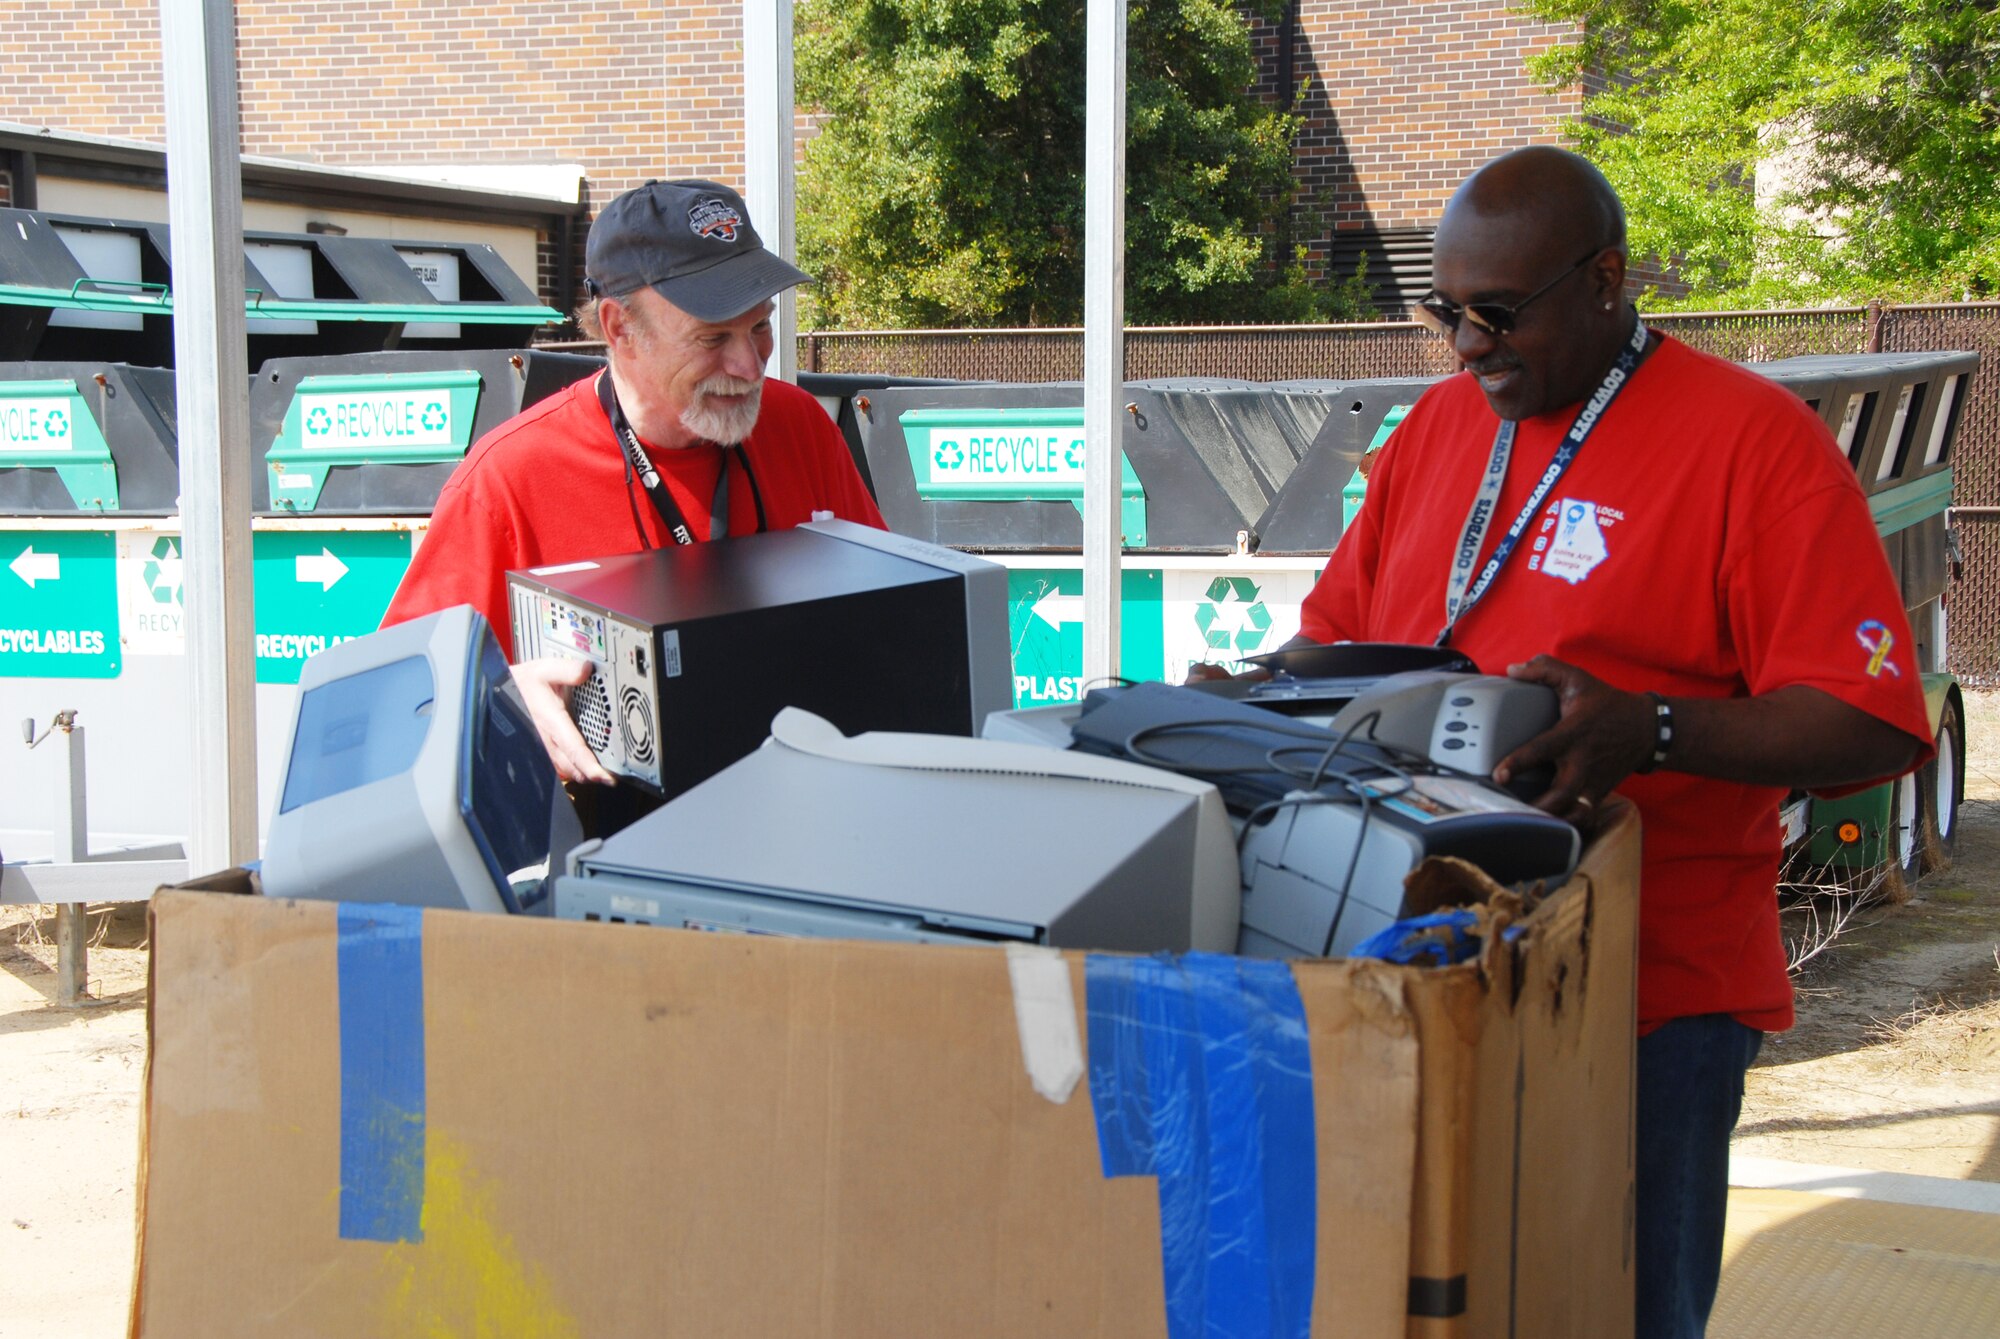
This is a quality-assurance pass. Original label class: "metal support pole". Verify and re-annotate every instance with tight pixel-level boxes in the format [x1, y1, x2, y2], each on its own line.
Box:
[1082, 0, 1128, 688]
[161, 0, 260, 874]
[743, 0, 798, 381]
[54, 904, 87, 1006]
[56, 724, 86, 865]
[55, 723, 86, 1004]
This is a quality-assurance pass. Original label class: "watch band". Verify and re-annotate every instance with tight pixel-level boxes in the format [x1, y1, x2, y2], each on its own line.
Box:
[1635, 692, 1674, 774]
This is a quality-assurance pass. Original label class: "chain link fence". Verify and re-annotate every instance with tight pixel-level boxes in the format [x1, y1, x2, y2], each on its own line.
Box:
[1878, 305, 2000, 685]
[797, 323, 1462, 381]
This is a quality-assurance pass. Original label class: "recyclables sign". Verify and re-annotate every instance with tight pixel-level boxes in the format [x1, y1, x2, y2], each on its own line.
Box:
[297, 390, 453, 450]
[0, 397, 78, 452]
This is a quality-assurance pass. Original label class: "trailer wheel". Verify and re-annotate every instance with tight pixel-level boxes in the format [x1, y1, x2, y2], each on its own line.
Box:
[1878, 769, 1926, 904]
[1921, 696, 1964, 872]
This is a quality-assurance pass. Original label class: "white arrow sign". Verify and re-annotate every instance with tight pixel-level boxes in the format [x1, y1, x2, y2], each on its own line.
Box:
[1031, 589, 1084, 631]
[9, 546, 59, 588]
[295, 548, 349, 591]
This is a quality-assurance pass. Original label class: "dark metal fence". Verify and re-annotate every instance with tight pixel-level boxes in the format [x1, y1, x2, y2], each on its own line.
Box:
[552, 302, 2000, 681]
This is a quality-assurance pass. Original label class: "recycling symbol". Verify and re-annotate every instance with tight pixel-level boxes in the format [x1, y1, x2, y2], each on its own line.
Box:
[141, 536, 183, 606]
[1064, 437, 1084, 469]
[306, 406, 333, 436]
[1194, 576, 1272, 654]
[934, 438, 965, 469]
[420, 401, 447, 432]
[44, 408, 69, 439]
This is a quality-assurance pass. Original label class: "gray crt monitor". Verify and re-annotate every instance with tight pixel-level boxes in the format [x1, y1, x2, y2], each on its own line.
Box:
[555, 709, 1241, 953]
[261, 605, 578, 914]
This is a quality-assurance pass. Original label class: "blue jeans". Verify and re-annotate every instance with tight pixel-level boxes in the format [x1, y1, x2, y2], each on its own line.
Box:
[1635, 1013, 1764, 1339]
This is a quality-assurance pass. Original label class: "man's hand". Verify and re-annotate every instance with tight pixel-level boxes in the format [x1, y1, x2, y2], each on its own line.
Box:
[511, 657, 616, 785]
[1184, 661, 1269, 685]
[1182, 632, 1323, 685]
[1492, 655, 1653, 824]
[1494, 656, 1926, 823]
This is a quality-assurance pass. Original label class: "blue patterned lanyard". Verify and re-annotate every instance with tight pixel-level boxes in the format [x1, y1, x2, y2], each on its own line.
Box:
[1436, 319, 1650, 648]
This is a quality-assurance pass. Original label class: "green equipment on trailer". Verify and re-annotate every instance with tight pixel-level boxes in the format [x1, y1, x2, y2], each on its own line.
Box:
[1758, 351, 1978, 896]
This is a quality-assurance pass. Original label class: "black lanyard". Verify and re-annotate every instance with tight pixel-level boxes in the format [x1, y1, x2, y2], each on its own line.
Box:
[597, 371, 766, 549]
[1436, 319, 1651, 647]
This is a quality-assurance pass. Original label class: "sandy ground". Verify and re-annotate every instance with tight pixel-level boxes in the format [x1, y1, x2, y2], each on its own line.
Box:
[1, 903, 148, 1339]
[3, 701, 1998, 1336]
[1736, 692, 2000, 1182]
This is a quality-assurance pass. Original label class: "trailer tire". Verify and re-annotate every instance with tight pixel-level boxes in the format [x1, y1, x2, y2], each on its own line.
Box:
[1878, 769, 1926, 905]
[1921, 696, 1964, 873]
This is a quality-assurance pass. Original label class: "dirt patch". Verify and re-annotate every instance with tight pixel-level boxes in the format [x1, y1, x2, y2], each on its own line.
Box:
[0, 902, 150, 1339]
[1735, 692, 2000, 1181]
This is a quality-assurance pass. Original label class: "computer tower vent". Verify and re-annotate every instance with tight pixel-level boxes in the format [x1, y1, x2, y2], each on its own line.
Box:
[620, 685, 656, 765]
[570, 668, 613, 753]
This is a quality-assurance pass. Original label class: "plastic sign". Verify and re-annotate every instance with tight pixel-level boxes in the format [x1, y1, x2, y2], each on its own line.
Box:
[1006, 567, 1163, 707]
[268, 371, 482, 512]
[252, 531, 413, 683]
[0, 380, 120, 511]
[297, 389, 457, 451]
[0, 530, 121, 677]
[899, 406, 1149, 545]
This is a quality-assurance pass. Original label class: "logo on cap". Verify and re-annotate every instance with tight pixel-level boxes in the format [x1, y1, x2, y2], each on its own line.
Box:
[688, 198, 744, 244]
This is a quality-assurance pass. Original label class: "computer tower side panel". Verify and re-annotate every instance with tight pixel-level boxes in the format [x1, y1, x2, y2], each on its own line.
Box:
[648, 576, 975, 798]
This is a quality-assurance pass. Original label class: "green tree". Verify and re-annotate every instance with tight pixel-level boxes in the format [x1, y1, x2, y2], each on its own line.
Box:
[795, 0, 1345, 327]
[1520, 0, 2000, 303]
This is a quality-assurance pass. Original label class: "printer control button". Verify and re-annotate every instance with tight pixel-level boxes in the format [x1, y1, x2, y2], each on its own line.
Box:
[1444, 720, 1469, 732]
[1440, 737, 1467, 750]
[1449, 695, 1475, 707]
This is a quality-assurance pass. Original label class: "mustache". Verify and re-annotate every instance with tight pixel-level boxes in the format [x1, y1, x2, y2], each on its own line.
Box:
[693, 375, 762, 398]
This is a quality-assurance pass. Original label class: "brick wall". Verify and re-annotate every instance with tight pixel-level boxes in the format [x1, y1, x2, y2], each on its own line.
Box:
[0, 0, 722, 200]
[0, 0, 1592, 309]
[1254, 0, 1582, 281]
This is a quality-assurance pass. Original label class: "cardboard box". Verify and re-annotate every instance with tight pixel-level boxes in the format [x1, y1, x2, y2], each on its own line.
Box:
[132, 805, 1637, 1338]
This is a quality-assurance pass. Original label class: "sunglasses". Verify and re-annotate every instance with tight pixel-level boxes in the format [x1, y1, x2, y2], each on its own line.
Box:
[1414, 248, 1606, 338]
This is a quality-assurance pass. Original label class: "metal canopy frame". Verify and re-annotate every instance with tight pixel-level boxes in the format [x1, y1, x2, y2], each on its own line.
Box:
[153, 0, 1132, 881]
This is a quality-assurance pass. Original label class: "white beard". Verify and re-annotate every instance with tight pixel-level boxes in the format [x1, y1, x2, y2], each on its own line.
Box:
[680, 377, 764, 445]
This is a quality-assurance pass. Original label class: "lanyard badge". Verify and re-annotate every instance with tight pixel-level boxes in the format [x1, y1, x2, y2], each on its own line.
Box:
[1436, 320, 1650, 647]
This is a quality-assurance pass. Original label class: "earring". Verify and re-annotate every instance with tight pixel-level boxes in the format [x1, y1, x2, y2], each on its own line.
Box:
[1602, 301, 1615, 311]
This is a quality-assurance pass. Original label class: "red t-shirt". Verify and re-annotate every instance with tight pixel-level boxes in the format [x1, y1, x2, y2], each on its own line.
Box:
[384, 373, 886, 657]
[1301, 335, 1934, 1031]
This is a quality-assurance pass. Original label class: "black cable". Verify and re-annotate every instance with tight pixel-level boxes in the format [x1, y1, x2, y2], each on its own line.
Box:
[1122, 716, 1350, 777]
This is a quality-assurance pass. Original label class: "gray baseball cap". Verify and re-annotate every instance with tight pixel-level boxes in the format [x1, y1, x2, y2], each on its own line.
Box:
[583, 179, 811, 323]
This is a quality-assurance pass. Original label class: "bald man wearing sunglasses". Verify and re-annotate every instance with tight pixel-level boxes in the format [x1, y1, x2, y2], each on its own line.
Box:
[1288, 147, 1933, 1339]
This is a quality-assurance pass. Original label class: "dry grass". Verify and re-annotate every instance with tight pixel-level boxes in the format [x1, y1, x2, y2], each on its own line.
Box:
[1865, 994, 2000, 1074]
[1861, 948, 2000, 1073]
[1778, 837, 1902, 973]
[1, 903, 149, 979]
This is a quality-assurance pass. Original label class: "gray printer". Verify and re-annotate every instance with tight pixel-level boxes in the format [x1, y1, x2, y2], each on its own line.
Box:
[983, 674, 1578, 960]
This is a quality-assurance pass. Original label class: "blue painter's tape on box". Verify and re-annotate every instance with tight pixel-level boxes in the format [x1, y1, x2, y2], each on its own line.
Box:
[1085, 952, 1317, 1339]
[336, 902, 427, 1243]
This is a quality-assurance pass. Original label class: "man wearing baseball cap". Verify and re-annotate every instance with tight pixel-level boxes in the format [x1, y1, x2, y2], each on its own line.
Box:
[384, 180, 885, 783]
